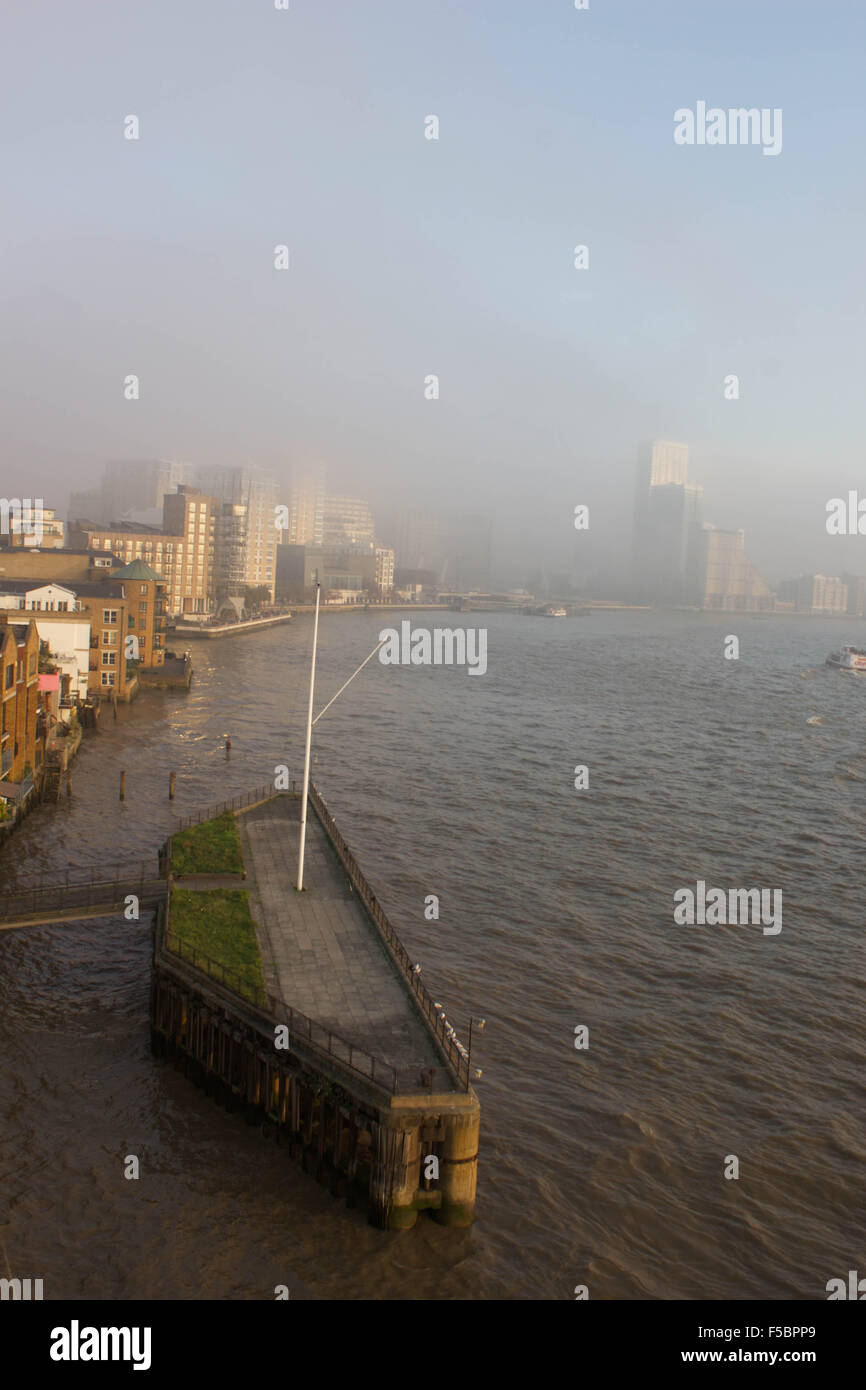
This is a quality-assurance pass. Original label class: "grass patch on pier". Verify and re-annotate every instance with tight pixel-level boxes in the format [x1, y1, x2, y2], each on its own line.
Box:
[168, 888, 266, 1001]
[169, 812, 243, 876]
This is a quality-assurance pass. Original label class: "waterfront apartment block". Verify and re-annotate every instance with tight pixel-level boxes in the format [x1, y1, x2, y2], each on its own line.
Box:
[323, 495, 375, 549]
[284, 481, 326, 546]
[374, 545, 395, 593]
[0, 582, 90, 705]
[698, 527, 775, 612]
[69, 515, 212, 621]
[0, 614, 40, 800]
[0, 569, 166, 700]
[196, 467, 278, 602]
[777, 573, 849, 615]
[110, 560, 168, 667]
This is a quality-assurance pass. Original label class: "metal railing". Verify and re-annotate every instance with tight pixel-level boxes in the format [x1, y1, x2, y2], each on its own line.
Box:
[171, 784, 279, 832]
[163, 780, 472, 1091]
[0, 862, 165, 922]
[1, 858, 159, 892]
[159, 909, 417, 1096]
[308, 781, 471, 1090]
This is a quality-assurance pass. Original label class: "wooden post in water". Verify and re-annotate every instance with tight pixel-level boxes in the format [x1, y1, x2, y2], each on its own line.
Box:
[119, 770, 126, 801]
[169, 771, 176, 800]
[369, 1119, 420, 1230]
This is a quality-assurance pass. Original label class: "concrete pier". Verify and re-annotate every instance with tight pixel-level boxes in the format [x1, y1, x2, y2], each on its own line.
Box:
[151, 785, 481, 1229]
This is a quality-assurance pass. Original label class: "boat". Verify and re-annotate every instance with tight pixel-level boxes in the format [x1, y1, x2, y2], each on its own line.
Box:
[826, 644, 866, 673]
[543, 606, 567, 618]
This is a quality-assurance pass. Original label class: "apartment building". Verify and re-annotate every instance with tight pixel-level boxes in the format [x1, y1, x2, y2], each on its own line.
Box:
[196, 467, 278, 601]
[374, 545, 395, 593]
[0, 615, 40, 800]
[0, 581, 90, 705]
[69, 459, 191, 528]
[1, 503, 66, 549]
[323, 495, 375, 549]
[69, 513, 211, 620]
[110, 560, 168, 667]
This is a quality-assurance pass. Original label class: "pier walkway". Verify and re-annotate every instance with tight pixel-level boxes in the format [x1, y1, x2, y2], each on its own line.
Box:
[238, 796, 445, 1081]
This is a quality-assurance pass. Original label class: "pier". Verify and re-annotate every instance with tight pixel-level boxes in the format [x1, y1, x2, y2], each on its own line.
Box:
[151, 783, 481, 1229]
[169, 613, 293, 639]
[0, 782, 481, 1227]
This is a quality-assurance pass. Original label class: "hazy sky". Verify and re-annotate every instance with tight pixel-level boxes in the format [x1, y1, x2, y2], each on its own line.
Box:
[2, 0, 864, 584]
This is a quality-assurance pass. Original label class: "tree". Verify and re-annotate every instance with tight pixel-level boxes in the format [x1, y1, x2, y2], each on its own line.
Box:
[242, 586, 270, 613]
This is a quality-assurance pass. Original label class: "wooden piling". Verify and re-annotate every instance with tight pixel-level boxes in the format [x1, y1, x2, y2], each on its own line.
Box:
[169, 771, 176, 800]
[119, 770, 126, 801]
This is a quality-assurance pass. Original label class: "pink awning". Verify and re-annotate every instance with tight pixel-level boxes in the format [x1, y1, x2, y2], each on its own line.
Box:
[38, 673, 60, 690]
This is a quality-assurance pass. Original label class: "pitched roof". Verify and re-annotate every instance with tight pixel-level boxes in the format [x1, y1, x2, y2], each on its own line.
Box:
[111, 558, 164, 581]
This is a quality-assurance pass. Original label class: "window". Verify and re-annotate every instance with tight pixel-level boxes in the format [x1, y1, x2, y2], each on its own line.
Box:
[139, 602, 147, 614]
[101, 651, 116, 666]
[4, 665, 13, 690]
[103, 631, 117, 645]
[103, 609, 117, 624]
[100, 671, 116, 687]
[57, 601, 68, 612]
[28, 654, 36, 675]
[140, 584, 148, 594]
[128, 616, 135, 629]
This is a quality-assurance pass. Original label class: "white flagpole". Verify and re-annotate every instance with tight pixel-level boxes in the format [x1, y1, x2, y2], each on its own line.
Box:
[296, 582, 320, 891]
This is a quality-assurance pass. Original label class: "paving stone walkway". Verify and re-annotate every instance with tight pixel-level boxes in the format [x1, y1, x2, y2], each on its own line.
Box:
[237, 797, 442, 1074]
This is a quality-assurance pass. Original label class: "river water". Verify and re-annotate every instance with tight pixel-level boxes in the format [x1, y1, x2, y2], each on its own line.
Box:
[1, 610, 864, 1300]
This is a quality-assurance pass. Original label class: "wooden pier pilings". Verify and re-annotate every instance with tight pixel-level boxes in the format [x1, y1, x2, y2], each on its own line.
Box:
[150, 954, 480, 1229]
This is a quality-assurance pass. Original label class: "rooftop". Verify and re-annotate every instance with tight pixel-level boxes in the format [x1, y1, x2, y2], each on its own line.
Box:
[111, 558, 165, 581]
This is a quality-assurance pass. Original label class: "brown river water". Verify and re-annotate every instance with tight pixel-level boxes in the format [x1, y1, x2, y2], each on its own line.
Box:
[1, 610, 864, 1299]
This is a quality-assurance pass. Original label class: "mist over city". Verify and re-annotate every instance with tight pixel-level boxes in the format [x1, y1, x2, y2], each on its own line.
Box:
[1, 0, 864, 1347]
[2, 2, 863, 592]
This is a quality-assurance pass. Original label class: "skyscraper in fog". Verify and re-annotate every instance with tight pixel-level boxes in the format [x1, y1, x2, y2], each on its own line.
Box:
[70, 459, 191, 526]
[645, 439, 689, 487]
[322, 495, 375, 550]
[632, 441, 702, 604]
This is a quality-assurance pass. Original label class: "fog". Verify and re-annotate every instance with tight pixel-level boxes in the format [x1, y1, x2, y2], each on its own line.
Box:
[1, 0, 863, 590]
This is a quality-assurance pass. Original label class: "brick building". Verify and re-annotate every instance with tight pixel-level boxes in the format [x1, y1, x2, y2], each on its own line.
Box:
[0, 615, 40, 810]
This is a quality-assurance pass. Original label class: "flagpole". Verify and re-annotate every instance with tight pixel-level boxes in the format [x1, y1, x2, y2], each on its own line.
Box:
[296, 582, 320, 891]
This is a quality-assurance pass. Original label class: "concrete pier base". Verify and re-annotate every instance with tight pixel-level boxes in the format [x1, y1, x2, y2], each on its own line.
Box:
[436, 1111, 481, 1228]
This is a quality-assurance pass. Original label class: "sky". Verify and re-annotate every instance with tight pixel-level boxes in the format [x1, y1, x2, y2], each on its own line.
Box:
[1, 0, 864, 586]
